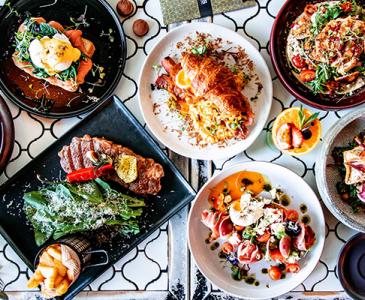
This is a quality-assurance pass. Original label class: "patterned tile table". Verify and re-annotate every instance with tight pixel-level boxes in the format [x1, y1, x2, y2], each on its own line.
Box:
[0, 0, 356, 299]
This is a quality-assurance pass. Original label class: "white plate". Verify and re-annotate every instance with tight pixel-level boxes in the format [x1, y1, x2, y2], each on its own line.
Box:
[138, 23, 273, 160]
[188, 161, 325, 299]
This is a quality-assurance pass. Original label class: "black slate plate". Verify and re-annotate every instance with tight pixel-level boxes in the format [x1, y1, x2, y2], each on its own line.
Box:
[0, 95, 196, 299]
[0, 95, 14, 175]
[0, 0, 126, 118]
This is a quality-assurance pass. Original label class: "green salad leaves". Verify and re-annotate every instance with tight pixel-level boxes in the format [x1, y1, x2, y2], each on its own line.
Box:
[23, 178, 145, 246]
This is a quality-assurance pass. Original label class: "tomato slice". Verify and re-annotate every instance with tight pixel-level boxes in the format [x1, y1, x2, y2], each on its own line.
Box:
[340, 1, 352, 12]
[291, 55, 307, 69]
[270, 249, 285, 263]
[221, 242, 234, 254]
[268, 266, 282, 280]
[285, 209, 299, 222]
[286, 263, 300, 273]
[304, 4, 317, 15]
[299, 69, 316, 82]
[257, 230, 271, 243]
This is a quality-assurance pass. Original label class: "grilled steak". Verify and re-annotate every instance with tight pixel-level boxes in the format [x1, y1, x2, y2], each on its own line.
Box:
[58, 135, 164, 195]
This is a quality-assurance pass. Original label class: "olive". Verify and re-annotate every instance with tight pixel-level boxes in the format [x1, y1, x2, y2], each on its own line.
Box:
[302, 129, 312, 140]
[285, 221, 301, 236]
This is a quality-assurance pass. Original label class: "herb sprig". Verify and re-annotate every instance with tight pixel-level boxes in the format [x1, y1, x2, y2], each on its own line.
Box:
[298, 105, 319, 130]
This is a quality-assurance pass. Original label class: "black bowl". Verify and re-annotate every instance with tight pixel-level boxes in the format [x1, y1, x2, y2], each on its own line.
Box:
[0, 0, 126, 118]
[338, 233, 365, 300]
[270, 0, 365, 110]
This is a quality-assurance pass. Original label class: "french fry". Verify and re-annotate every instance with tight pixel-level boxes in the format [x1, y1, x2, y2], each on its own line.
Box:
[47, 246, 62, 261]
[54, 259, 67, 277]
[66, 269, 75, 282]
[38, 264, 58, 278]
[39, 252, 55, 267]
[54, 275, 64, 287]
[55, 279, 70, 296]
[27, 276, 41, 289]
[44, 276, 56, 290]
[33, 269, 45, 281]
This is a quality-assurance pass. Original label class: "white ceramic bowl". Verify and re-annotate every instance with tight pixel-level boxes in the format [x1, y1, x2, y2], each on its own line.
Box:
[188, 161, 325, 299]
[138, 23, 272, 160]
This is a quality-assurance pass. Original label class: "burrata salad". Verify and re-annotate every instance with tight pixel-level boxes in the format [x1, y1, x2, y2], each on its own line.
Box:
[201, 171, 316, 283]
[287, 1, 365, 96]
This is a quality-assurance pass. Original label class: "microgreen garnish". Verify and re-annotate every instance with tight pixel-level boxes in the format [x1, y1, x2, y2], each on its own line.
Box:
[308, 63, 337, 94]
[100, 28, 115, 43]
[152, 64, 161, 72]
[5, 2, 20, 19]
[298, 105, 319, 130]
[191, 44, 207, 56]
[311, 3, 343, 35]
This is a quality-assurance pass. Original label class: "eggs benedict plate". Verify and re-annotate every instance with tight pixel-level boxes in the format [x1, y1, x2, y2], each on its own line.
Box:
[12, 17, 95, 92]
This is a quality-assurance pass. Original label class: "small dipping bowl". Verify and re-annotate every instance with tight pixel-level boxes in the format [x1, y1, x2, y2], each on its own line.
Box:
[338, 233, 365, 299]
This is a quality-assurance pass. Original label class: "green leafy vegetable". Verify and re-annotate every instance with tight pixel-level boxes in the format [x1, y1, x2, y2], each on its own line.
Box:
[308, 63, 337, 94]
[23, 179, 145, 246]
[191, 44, 207, 56]
[311, 2, 343, 35]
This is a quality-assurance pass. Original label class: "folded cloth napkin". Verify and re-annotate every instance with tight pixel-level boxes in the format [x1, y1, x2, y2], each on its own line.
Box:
[159, 0, 256, 25]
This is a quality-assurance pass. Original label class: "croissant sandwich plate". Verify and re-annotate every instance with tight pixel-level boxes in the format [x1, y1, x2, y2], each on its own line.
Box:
[154, 34, 256, 147]
[12, 17, 95, 92]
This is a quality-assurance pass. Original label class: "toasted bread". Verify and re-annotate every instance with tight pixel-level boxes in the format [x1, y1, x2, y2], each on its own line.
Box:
[13, 18, 96, 92]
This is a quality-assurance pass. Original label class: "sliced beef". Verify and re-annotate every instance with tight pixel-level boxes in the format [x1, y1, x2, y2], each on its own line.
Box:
[58, 134, 164, 195]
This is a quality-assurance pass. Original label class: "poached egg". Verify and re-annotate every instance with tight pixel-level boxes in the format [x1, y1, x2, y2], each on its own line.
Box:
[28, 33, 81, 75]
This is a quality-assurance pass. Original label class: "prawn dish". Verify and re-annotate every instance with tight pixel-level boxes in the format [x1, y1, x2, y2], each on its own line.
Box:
[201, 171, 316, 282]
[287, 1, 365, 95]
[12, 17, 95, 92]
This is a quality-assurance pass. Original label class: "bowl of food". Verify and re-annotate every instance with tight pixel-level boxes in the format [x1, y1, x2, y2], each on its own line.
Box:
[0, 0, 126, 118]
[188, 161, 325, 299]
[139, 22, 272, 160]
[316, 107, 365, 231]
[0, 96, 14, 175]
[270, 0, 365, 110]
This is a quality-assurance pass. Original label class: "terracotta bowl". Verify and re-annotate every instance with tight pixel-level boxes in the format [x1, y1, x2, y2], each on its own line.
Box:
[270, 0, 365, 110]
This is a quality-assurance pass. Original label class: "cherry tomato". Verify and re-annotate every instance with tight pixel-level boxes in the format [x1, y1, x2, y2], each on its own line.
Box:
[268, 266, 282, 280]
[235, 225, 245, 231]
[304, 4, 317, 15]
[257, 230, 271, 243]
[221, 242, 234, 254]
[340, 1, 352, 12]
[291, 55, 307, 69]
[299, 69, 316, 82]
[286, 263, 300, 273]
[285, 209, 299, 222]
[270, 249, 285, 263]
